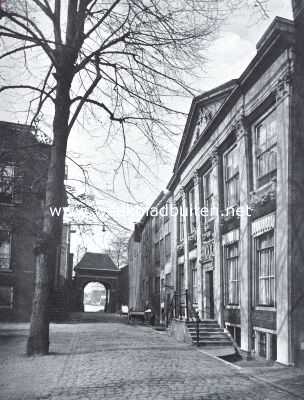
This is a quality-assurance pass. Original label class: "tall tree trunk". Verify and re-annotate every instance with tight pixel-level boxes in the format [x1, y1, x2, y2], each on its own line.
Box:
[27, 76, 71, 355]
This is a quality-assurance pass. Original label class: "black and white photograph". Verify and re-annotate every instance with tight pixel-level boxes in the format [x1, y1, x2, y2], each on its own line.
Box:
[1, 1, 304, 399]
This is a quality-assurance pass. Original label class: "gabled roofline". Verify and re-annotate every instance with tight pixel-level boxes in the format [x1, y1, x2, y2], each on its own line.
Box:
[172, 79, 238, 174]
[168, 17, 294, 191]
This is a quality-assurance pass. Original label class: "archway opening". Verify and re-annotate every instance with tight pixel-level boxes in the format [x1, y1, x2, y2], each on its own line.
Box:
[83, 282, 107, 312]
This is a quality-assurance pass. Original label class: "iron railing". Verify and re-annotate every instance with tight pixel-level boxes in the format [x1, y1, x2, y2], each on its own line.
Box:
[166, 289, 201, 346]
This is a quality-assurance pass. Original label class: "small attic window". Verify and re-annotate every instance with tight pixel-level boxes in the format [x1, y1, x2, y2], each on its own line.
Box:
[194, 107, 213, 139]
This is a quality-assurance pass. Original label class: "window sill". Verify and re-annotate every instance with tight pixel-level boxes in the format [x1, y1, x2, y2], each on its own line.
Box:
[0, 269, 13, 273]
[225, 305, 240, 310]
[255, 306, 276, 312]
[0, 202, 17, 207]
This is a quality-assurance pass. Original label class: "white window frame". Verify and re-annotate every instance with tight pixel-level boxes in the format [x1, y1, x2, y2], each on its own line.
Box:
[224, 241, 239, 306]
[223, 144, 239, 208]
[0, 286, 14, 309]
[252, 107, 277, 190]
[203, 168, 214, 222]
[0, 229, 12, 270]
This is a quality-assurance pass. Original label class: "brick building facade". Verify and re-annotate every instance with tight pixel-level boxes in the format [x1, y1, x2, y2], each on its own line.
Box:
[0, 121, 71, 321]
[0, 121, 50, 320]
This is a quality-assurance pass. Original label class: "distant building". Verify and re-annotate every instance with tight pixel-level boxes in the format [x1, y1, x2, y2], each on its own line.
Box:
[128, 191, 172, 323]
[128, 17, 304, 366]
[73, 252, 121, 313]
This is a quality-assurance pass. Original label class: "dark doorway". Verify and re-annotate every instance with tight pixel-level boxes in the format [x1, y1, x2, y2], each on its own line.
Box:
[205, 270, 214, 319]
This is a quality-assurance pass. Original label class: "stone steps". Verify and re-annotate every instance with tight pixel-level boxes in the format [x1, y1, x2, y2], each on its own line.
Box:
[186, 319, 235, 349]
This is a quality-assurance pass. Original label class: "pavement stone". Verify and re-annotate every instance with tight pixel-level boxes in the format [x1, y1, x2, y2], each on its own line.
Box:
[0, 321, 303, 400]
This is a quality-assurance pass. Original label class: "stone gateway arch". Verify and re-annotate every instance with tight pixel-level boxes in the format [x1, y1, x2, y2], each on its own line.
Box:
[73, 253, 120, 313]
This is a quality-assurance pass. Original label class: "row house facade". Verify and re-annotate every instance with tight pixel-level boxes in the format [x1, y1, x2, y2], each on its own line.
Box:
[167, 17, 304, 366]
[128, 191, 173, 323]
[128, 15, 304, 366]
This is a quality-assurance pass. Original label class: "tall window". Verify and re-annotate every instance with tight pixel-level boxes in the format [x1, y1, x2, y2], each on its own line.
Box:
[203, 169, 214, 222]
[190, 259, 198, 303]
[155, 276, 160, 294]
[165, 272, 171, 289]
[165, 233, 171, 261]
[0, 165, 14, 203]
[224, 146, 239, 207]
[154, 242, 160, 265]
[177, 264, 185, 295]
[160, 238, 164, 268]
[188, 186, 196, 233]
[154, 215, 160, 233]
[255, 114, 277, 187]
[256, 231, 275, 306]
[178, 202, 184, 242]
[225, 242, 239, 305]
[0, 230, 11, 270]
[0, 286, 13, 309]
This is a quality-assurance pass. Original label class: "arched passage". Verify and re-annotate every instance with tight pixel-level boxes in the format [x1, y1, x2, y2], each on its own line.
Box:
[73, 253, 121, 313]
[83, 282, 107, 312]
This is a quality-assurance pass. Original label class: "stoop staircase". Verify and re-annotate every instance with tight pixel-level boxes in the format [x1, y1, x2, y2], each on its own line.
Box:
[186, 319, 235, 348]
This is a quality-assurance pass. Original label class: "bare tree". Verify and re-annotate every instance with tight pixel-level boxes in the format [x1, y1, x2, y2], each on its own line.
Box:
[0, 0, 268, 355]
[105, 234, 129, 268]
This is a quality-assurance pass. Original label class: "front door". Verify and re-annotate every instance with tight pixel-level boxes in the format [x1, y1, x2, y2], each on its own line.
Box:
[205, 270, 214, 319]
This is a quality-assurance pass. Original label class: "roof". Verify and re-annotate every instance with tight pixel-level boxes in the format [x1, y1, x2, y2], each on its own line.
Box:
[172, 79, 238, 174]
[74, 252, 118, 271]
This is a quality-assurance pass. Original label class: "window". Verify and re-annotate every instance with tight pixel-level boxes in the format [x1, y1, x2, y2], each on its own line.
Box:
[0, 286, 13, 309]
[259, 332, 267, 358]
[165, 234, 171, 260]
[0, 229, 11, 270]
[177, 264, 184, 295]
[165, 272, 171, 289]
[227, 325, 241, 347]
[154, 242, 160, 265]
[164, 202, 170, 223]
[255, 114, 277, 187]
[188, 187, 196, 233]
[155, 277, 160, 294]
[203, 169, 214, 222]
[190, 260, 198, 303]
[224, 146, 239, 207]
[146, 280, 149, 298]
[177, 202, 184, 242]
[149, 277, 153, 296]
[154, 215, 159, 233]
[159, 239, 164, 267]
[225, 242, 239, 305]
[256, 231, 275, 306]
[0, 165, 14, 203]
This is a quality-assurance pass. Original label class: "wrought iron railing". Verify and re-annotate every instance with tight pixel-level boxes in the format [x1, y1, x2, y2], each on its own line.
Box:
[166, 289, 201, 346]
[185, 289, 201, 346]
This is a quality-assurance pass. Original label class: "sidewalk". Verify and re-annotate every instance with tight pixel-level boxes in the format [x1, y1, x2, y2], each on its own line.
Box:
[1, 321, 304, 400]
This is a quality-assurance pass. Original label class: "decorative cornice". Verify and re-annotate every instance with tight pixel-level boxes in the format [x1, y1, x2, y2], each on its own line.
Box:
[276, 70, 292, 102]
[234, 115, 249, 142]
[193, 170, 200, 186]
[211, 147, 219, 166]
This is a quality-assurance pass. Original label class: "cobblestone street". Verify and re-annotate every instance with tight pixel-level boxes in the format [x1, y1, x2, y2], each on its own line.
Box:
[1, 321, 304, 400]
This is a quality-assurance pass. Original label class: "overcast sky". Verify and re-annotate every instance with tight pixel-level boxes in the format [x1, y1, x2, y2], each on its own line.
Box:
[0, 1, 293, 260]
